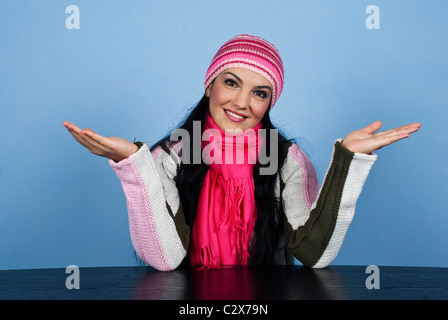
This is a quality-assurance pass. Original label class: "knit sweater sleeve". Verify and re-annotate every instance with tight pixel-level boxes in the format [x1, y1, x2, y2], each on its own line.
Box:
[109, 142, 189, 271]
[280, 140, 377, 268]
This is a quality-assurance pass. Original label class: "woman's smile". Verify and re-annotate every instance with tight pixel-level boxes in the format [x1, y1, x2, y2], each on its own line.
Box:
[223, 109, 247, 122]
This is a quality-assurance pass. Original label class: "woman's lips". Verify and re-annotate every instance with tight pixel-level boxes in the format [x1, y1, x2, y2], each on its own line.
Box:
[224, 109, 247, 122]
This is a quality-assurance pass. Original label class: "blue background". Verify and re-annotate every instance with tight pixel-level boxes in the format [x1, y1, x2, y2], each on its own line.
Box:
[1, 0, 447, 270]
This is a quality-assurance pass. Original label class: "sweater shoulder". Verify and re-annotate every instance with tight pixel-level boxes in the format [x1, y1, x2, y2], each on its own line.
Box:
[280, 141, 319, 207]
[282, 141, 316, 174]
[150, 140, 183, 166]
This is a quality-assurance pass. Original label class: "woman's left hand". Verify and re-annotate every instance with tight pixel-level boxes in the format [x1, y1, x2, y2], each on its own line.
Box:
[341, 121, 421, 154]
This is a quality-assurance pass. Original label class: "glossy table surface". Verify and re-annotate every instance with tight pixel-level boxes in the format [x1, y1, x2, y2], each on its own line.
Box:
[1, 265, 447, 300]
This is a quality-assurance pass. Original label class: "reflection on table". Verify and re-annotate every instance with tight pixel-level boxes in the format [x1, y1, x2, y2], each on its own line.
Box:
[1, 265, 447, 300]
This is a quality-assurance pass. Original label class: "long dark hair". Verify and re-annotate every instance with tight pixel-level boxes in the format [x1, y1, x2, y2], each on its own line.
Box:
[150, 94, 290, 265]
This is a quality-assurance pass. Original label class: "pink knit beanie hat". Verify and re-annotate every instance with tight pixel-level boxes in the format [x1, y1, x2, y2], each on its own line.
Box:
[204, 34, 284, 109]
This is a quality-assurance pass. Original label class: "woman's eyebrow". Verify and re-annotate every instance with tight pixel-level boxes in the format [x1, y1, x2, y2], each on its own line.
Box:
[223, 72, 272, 91]
[254, 85, 272, 92]
[224, 71, 243, 83]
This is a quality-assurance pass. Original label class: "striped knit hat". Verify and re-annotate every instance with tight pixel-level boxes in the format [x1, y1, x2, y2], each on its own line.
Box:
[204, 34, 284, 109]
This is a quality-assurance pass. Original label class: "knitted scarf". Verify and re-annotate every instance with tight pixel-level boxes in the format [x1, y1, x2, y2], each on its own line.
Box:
[190, 113, 263, 268]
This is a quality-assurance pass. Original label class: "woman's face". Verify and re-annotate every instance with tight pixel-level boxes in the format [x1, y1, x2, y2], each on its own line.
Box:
[206, 68, 272, 132]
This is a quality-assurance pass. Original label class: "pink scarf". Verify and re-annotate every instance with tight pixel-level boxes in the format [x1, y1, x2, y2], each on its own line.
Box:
[190, 113, 263, 268]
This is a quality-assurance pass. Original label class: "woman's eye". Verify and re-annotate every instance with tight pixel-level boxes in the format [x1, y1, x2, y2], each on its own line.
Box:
[225, 79, 238, 87]
[254, 90, 267, 99]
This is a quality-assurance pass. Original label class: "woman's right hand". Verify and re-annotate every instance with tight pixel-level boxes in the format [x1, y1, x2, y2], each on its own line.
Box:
[63, 121, 139, 162]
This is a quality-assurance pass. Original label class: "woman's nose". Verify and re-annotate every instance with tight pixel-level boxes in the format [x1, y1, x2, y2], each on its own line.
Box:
[233, 90, 250, 109]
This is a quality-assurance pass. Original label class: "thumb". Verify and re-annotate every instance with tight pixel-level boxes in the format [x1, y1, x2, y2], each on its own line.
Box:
[362, 120, 382, 134]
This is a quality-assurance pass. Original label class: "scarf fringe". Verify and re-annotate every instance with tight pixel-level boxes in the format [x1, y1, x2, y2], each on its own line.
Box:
[223, 177, 252, 265]
[194, 177, 254, 269]
[196, 247, 221, 270]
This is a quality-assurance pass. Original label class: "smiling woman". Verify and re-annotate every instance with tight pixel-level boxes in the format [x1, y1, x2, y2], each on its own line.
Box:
[63, 34, 420, 271]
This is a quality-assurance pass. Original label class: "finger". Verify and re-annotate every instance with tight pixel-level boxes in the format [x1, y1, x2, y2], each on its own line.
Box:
[65, 123, 106, 153]
[64, 121, 83, 133]
[63, 121, 76, 128]
[405, 123, 422, 133]
[402, 125, 420, 134]
[382, 132, 411, 146]
[382, 125, 420, 144]
[362, 120, 383, 135]
[81, 128, 113, 149]
[393, 123, 421, 133]
[65, 124, 101, 149]
[405, 122, 422, 128]
[378, 127, 416, 141]
[68, 129, 103, 154]
[65, 122, 115, 157]
[374, 123, 421, 137]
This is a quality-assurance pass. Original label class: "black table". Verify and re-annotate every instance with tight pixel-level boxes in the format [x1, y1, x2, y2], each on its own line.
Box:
[1, 265, 447, 301]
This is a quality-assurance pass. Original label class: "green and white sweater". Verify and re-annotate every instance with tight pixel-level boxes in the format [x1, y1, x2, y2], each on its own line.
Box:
[109, 139, 376, 271]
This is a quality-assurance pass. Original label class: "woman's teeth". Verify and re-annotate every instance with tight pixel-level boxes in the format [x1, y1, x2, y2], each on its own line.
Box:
[225, 110, 245, 119]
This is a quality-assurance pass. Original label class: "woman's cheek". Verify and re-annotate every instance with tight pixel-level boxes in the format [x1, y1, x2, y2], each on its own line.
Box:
[252, 101, 270, 120]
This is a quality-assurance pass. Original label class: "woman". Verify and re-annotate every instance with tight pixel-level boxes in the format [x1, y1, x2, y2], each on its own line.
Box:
[63, 34, 420, 271]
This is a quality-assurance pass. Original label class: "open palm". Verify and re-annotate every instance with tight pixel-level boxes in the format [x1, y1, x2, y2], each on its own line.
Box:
[63, 121, 138, 162]
[342, 121, 421, 154]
